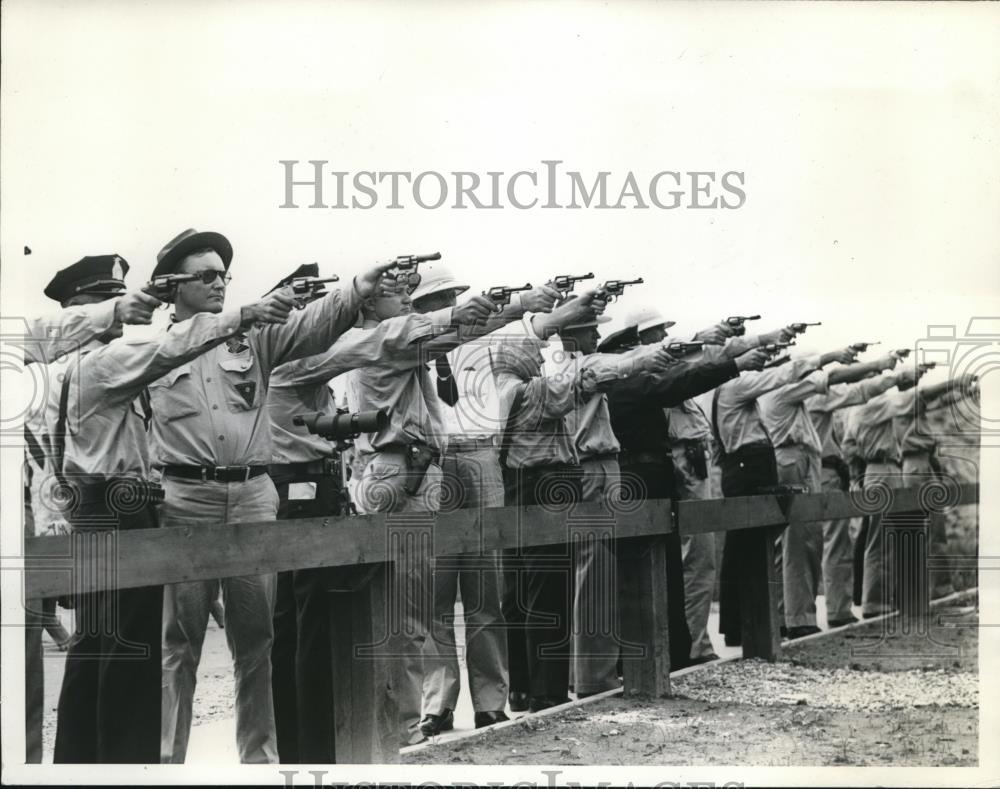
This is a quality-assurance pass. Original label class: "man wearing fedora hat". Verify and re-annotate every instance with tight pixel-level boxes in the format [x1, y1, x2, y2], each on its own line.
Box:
[149, 229, 395, 764]
[37, 253, 294, 763]
[409, 266, 560, 735]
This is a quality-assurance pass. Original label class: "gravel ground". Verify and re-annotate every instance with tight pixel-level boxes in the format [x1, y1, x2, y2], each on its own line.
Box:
[405, 597, 979, 767]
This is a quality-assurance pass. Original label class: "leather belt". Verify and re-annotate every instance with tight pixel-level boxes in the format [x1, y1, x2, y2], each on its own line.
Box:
[445, 435, 497, 453]
[161, 465, 269, 483]
[581, 452, 620, 463]
[619, 450, 669, 467]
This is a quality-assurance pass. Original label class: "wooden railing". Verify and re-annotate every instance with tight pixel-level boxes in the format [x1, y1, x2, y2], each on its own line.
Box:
[22, 481, 979, 763]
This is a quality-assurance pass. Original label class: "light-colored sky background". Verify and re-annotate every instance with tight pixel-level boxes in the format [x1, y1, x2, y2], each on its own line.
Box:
[2, 0, 998, 370]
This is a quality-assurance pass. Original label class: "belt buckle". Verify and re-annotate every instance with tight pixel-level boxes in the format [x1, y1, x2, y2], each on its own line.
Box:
[240, 466, 251, 482]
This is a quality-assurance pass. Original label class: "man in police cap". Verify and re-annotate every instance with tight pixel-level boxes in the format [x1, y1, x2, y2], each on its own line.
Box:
[40, 254, 292, 763]
[409, 266, 559, 734]
[150, 229, 394, 764]
[23, 255, 161, 763]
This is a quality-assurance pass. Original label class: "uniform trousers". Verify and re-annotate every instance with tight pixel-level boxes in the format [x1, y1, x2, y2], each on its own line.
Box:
[160, 472, 280, 764]
[355, 449, 441, 746]
[572, 456, 623, 695]
[902, 452, 955, 599]
[422, 446, 508, 716]
[818, 465, 855, 622]
[501, 464, 582, 704]
[774, 444, 823, 629]
[270, 469, 343, 764]
[671, 443, 718, 660]
[617, 460, 693, 671]
[718, 443, 780, 644]
[860, 461, 907, 617]
[54, 479, 162, 763]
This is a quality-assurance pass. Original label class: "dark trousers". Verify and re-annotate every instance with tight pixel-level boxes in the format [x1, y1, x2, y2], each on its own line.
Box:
[501, 465, 582, 703]
[270, 471, 343, 764]
[718, 444, 779, 643]
[619, 461, 693, 671]
[53, 481, 162, 763]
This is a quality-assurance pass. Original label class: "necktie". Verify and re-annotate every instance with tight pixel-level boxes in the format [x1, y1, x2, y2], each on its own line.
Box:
[435, 355, 459, 407]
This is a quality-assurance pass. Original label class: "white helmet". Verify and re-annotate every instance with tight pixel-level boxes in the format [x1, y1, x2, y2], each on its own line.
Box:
[409, 264, 469, 303]
[624, 307, 675, 334]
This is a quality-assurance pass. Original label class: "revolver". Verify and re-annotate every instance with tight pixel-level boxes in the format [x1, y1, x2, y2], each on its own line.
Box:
[598, 277, 644, 302]
[288, 275, 340, 308]
[551, 272, 594, 296]
[665, 341, 705, 357]
[724, 314, 761, 336]
[761, 340, 796, 355]
[850, 341, 882, 352]
[147, 273, 201, 302]
[389, 251, 441, 287]
[483, 283, 532, 309]
[789, 321, 822, 334]
[893, 348, 912, 359]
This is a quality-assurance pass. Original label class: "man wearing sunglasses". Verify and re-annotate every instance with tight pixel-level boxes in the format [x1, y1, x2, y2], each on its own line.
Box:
[149, 228, 394, 764]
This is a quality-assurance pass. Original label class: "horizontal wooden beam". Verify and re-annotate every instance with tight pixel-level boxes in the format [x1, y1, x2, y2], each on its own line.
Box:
[676, 482, 978, 536]
[22, 482, 977, 599]
[23, 498, 674, 598]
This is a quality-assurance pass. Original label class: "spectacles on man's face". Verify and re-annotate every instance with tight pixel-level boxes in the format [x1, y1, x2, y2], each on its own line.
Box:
[190, 270, 232, 286]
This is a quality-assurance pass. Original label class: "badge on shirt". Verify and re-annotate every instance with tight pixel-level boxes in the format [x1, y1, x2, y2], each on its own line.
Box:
[226, 335, 250, 355]
[234, 381, 256, 407]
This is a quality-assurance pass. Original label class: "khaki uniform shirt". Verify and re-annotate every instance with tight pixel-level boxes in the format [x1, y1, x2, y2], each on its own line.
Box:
[268, 308, 452, 464]
[22, 301, 118, 366]
[759, 369, 830, 454]
[844, 387, 916, 463]
[806, 376, 896, 459]
[54, 311, 243, 477]
[149, 285, 361, 467]
[713, 355, 821, 454]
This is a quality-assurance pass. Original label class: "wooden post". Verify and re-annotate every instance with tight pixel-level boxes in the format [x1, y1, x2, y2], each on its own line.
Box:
[737, 526, 782, 661]
[617, 535, 671, 697]
[328, 562, 401, 764]
[886, 511, 930, 623]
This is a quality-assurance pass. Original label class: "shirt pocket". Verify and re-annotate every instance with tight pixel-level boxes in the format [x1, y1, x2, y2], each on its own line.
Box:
[218, 352, 261, 412]
[148, 364, 201, 423]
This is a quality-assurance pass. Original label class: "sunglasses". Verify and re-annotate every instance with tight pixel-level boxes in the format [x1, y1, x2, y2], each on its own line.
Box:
[190, 270, 232, 286]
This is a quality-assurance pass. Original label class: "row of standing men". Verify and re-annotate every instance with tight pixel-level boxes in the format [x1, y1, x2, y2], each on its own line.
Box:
[21, 230, 976, 763]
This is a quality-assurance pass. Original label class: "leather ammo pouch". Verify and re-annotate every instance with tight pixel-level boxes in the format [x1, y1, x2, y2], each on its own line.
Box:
[403, 443, 438, 495]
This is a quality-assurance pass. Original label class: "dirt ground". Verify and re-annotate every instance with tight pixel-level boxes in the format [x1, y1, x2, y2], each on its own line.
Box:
[404, 597, 979, 767]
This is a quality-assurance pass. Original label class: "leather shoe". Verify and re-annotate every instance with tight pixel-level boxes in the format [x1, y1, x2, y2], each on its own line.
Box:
[688, 653, 720, 666]
[827, 616, 860, 629]
[418, 709, 454, 737]
[785, 625, 821, 639]
[474, 710, 510, 728]
[528, 695, 571, 713]
[508, 690, 530, 712]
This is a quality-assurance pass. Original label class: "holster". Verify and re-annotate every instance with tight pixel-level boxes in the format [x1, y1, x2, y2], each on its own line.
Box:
[682, 439, 709, 480]
[403, 442, 439, 496]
